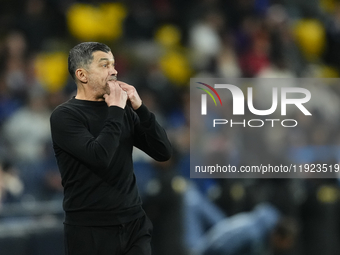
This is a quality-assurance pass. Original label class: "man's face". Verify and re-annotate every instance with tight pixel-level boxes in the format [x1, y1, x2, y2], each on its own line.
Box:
[86, 51, 117, 99]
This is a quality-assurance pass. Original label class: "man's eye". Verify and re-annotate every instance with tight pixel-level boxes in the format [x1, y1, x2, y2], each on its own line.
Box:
[103, 64, 107, 67]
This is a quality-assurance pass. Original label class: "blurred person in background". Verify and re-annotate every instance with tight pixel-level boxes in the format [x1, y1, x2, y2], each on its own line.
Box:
[0, 31, 29, 125]
[3, 89, 51, 164]
[2, 88, 51, 199]
[50, 42, 172, 255]
[0, 73, 22, 127]
[2, 31, 28, 99]
[0, 160, 24, 208]
[184, 184, 296, 255]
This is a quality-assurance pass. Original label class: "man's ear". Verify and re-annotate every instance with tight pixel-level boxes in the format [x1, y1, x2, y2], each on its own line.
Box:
[75, 68, 88, 83]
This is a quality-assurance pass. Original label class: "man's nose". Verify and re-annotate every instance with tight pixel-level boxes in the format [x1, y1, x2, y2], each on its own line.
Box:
[109, 66, 118, 76]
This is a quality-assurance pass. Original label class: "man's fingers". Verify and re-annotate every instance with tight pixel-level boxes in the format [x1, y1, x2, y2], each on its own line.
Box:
[107, 80, 120, 88]
[117, 81, 132, 90]
[116, 80, 129, 86]
[117, 82, 132, 95]
[114, 80, 141, 109]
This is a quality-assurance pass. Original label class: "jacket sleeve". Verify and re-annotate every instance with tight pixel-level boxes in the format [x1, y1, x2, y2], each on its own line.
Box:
[132, 104, 172, 162]
[50, 105, 125, 170]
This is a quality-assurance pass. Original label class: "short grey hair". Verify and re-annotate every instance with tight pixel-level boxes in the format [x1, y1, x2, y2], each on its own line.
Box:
[68, 42, 111, 80]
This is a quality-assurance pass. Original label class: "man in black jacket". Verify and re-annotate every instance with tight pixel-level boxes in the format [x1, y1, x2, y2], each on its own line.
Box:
[50, 42, 172, 255]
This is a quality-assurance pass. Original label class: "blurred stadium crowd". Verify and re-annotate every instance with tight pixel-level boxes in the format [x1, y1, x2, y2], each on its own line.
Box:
[1, 0, 340, 254]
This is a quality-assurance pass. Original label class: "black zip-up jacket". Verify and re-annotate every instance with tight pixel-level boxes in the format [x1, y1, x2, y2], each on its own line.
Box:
[50, 97, 172, 226]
